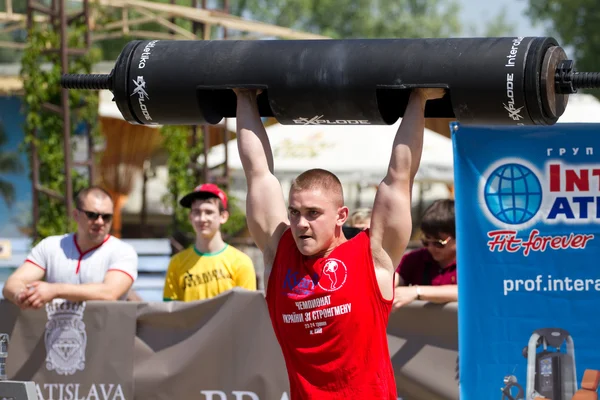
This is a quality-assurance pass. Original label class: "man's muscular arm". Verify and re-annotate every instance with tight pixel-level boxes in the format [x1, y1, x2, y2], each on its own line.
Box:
[234, 89, 289, 287]
[369, 88, 446, 300]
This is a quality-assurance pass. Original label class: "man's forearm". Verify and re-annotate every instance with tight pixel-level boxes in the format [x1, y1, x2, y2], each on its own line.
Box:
[2, 280, 26, 304]
[52, 283, 120, 302]
[235, 91, 274, 175]
[418, 285, 458, 303]
[390, 91, 427, 180]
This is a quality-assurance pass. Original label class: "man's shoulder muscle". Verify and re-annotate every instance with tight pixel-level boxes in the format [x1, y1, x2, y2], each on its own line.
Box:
[367, 230, 394, 271]
[264, 226, 291, 264]
[262, 226, 292, 288]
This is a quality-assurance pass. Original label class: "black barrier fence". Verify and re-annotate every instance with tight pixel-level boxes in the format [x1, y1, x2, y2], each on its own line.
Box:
[0, 291, 459, 400]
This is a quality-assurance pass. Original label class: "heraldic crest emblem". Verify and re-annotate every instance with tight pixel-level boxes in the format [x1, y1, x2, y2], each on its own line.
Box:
[44, 299, 87, 375]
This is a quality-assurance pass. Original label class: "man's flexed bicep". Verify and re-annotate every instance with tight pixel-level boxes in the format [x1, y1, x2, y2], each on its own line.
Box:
[234, 89, 289, 256]
[370, 88, 446, 270]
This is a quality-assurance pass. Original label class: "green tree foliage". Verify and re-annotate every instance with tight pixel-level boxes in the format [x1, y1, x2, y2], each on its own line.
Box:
[231, 0, 463, 38]
[92, 0, 514, 60]
[95, 0, 199, 61]
[161, 125, 199, 234]
[0, 1, 27, 62]
[526, 0, 600, 98]
[160, 125, 246, 238]
[463, 7, 517, 37]
[20, 22, 101, 242]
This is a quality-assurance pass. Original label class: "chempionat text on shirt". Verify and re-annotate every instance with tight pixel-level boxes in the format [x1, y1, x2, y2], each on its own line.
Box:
[163, 244, 256, 301]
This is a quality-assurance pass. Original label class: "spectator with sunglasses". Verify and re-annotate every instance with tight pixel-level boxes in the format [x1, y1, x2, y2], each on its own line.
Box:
[2, 186, 138, 309]
[392, 199, 457, 310]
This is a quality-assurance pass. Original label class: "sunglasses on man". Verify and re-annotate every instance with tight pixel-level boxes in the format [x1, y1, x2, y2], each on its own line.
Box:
[421, 236, 452, 249]
[77, 208, 113, 222]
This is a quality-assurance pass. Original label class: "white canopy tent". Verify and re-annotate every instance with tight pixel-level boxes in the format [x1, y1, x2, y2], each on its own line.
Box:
[97, 86, 454, 185]
[96, 92, 600, 214]
[199, 117, 455, 209]
[203, 119, 455, 186]
[557, 93, 600, 123]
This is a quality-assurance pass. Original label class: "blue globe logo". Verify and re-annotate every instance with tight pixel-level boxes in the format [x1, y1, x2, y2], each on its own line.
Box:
[484, 163, 543, 224]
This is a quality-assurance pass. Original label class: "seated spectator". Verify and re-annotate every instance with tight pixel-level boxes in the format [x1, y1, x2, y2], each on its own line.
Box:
[343, 208, 372, 239]
[2, 186, 138, 309]
[163, 184, 256, 301]
[393, 199, 457, 310]
[349, 208, 372, 229]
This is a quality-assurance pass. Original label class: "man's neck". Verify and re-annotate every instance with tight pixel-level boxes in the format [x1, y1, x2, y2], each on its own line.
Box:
[307, 233, 348, 260]
[437, 256, 456, 269]
[195, 233, 226, 255]
[75, 232, 108, 254]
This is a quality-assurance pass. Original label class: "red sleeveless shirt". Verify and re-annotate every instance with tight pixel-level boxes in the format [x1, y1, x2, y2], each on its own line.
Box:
[266, 228, 397, 399]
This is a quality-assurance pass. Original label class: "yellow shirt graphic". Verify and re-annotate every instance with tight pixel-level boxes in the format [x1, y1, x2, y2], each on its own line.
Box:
[163, 244, 256, 301]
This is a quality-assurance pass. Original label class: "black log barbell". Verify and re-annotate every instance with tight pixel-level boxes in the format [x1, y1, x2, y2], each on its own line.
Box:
[60, 37, 600, 126]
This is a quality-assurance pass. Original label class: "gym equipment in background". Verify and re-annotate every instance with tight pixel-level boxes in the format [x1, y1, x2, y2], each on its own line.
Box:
[501, 374, 525, 400]
[522, 328, 577, 400]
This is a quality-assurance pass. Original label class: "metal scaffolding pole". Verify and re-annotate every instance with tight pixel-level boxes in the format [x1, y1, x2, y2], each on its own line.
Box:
[59, 0, 74, 223]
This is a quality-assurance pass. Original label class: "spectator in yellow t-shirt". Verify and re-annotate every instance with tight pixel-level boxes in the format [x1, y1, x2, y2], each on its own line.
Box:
[163, 184, 256, 301]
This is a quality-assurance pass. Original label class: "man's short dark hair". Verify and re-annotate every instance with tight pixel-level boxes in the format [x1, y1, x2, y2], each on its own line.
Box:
[290, 168, 344, 207]
[420, 199, 455, 238]
[75, 186, 113, 209]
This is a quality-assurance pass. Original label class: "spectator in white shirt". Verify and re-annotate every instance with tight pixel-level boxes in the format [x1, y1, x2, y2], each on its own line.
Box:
[2, 186, 138, 309]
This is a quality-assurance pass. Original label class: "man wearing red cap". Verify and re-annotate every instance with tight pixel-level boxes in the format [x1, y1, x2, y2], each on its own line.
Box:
[162, 183, 257, 301]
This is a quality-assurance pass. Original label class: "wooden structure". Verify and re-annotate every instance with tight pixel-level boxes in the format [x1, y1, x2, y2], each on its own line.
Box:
[0, 0, 327, 50]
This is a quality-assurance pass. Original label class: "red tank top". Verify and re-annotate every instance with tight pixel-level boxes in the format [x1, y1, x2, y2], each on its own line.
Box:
[266, 228, 397, 399]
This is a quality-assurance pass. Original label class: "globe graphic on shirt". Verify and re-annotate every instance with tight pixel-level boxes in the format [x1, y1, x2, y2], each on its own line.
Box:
[483, 163, 543, 225]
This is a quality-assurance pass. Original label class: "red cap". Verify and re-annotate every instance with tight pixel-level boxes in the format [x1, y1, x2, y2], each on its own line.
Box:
[179, 183, 228, 209]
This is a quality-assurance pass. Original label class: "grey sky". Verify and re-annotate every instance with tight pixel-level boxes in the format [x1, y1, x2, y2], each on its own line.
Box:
[457, 0, 547, 37]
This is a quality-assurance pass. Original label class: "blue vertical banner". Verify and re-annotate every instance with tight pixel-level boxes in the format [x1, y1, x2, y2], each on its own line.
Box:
[452, 122, 600, 400]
